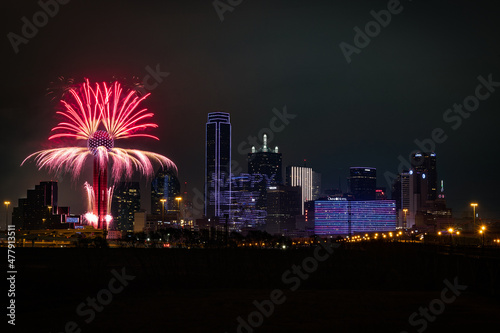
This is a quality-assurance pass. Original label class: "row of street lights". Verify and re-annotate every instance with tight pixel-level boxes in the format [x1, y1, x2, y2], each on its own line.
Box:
[437, 225, 489, 247]
[160, 197, 183, 228]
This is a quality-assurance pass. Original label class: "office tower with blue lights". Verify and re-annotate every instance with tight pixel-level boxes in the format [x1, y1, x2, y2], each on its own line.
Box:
[112, 182, 141, 232]
[205, 112, 232, 218]
[151, 167, 180, 215]
[247, 134, 282, 211]
[349, 167, 377, 200]
[230, 175, 266, 230]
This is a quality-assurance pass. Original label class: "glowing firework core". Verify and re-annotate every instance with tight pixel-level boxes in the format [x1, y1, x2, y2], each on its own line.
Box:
[87, 130, 114, 155]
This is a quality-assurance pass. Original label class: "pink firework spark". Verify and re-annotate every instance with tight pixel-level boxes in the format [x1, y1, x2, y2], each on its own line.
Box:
[22, 79, 177, 178]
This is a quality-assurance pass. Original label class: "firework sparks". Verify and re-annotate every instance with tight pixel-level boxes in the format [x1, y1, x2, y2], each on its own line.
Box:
[23, 79, 177, 228]
[22, 79, 176, 178]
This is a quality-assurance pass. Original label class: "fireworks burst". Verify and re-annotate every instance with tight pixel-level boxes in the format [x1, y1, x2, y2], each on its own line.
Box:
[23, 79, 176, 178]
[23, 79, 176, 228]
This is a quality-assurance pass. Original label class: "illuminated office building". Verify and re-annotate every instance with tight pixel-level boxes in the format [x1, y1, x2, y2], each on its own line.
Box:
[112, 182, 141, 232]
[266, 185, 302, 234]
[391, 152, 450, 229]
[314, 199, 396, 236]
[411, 152, 437, 201]
[286, 165, 313, 214]
[247, 134, 282, 211]
[349, 167, 376, 200]
[205, 112, 232, 218]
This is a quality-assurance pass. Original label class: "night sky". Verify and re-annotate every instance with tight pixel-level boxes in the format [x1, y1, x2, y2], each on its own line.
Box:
[1, 0, 499, 218]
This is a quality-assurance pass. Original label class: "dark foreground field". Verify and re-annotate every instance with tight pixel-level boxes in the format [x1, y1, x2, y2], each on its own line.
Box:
[9, 243, 500, 332]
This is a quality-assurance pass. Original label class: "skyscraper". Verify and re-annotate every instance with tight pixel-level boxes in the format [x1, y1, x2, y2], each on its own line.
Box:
[312, 171, 322, 200]
[391, 152, 445, 229]
[112, 182, 141, 232]
[349, 167, 376, 201]
[266, 185, 302, 235]
[286, 165, 313, 214]
[12, 181, 59, 230]
[392, 172, 411, 211]
[247, 134, 282, 211]
[411, 152, 437, 201]
[151, 167, 180, 215]
[205, 112, 231, 218]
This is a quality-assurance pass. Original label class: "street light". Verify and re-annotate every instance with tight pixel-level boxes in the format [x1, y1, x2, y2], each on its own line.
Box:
[175, 197, 182, 227]
[480, 226, 486, 248]
[175, 196, 182, 207]
[448, 228, 454, 246]
[402, 208, 408, 229]
[4, 201, 10, 230]
[470, 203, 478, 230]
[160, 199, 166, 227]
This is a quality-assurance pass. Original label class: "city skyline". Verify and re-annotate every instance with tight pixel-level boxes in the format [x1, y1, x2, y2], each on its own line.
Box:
[1, 0, 500, 220]
[2, 108, 498, 221]
[3, 2, 500, 332]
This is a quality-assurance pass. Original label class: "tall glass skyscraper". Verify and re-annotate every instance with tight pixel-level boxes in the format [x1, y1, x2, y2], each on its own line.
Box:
[205, 112, 231, 218]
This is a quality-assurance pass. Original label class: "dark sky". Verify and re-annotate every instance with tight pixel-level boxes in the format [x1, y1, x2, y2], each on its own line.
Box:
[1, 0, 499, 219]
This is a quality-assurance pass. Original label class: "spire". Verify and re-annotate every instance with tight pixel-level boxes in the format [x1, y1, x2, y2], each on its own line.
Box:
[263, 134, 268, 152]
